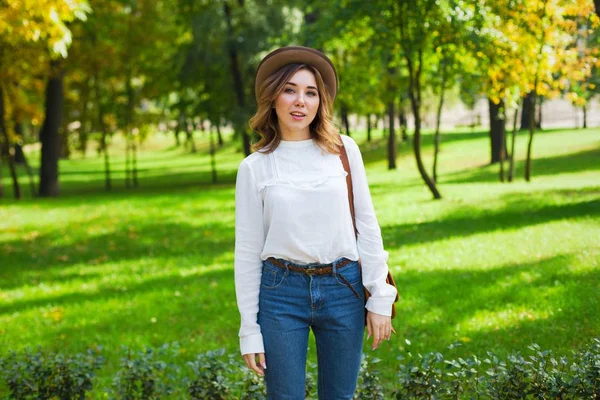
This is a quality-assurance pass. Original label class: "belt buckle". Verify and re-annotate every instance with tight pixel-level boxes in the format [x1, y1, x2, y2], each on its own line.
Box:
[305, 266, 318, 275]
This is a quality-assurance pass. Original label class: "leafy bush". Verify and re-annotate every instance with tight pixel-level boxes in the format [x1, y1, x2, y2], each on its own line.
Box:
[186, 348, 233, 400]
[238, 363, 267, 400]
[1, 338, 599, 399]
[110, 343, 180, 400]
[0, 347, 103, 400]
[355, 354, 386, 400]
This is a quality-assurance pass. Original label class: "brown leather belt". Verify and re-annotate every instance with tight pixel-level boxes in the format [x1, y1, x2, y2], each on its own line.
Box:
[265, 257, 361, 299]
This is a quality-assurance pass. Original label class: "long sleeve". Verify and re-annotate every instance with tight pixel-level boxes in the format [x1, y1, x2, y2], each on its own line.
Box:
[345, 137, 398, 316]
[234, 160, 266, 355]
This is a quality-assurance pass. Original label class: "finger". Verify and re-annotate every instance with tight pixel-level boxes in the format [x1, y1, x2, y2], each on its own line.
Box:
[372, 325, 381, 350]
[258, 353, 267, 371]
[385, 322, 392, 340]
[366, 318, 372, 340]
[243, 354, 264, 376]
[378, 324, 386, 347]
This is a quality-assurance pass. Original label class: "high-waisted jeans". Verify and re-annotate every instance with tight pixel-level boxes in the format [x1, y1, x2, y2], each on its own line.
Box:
[258, 257, 365, 400]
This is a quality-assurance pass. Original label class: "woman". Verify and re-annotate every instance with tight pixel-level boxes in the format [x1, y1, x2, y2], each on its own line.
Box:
[234, 46, 397, 399]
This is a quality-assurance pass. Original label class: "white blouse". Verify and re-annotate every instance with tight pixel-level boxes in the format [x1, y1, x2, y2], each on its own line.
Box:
[234, 134, 398, 355]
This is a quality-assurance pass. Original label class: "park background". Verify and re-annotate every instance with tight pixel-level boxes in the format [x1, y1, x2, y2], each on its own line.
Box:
[0, 0, 599, 398]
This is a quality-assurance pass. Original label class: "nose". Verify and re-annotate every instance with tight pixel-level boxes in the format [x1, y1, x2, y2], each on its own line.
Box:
[295, 92, 306, 106]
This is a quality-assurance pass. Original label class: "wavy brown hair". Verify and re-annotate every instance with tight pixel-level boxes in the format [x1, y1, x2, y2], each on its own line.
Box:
[249, 63, 341, 154]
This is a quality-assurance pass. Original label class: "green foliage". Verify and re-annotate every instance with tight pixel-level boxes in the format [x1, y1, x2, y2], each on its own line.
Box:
[186, 348, 232, 400]
[394, 345, 446, 399]
[110, 343, 180, 400]
[390, 338, 600, 399]
[355, 355, 386, 400]
[0, 348, 104, 400]
[238, 364, 267, 400]
[1, 340, 599, 398]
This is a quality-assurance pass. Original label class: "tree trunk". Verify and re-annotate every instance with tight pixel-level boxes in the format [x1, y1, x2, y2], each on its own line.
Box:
[405, 51, 441, 199]
[366, 114, 372, 142]
[186, 118, 196, 153]
[209, 123, 217, 184]
[94, 73, 111, 191]
[525, 93, 537, 182]
[537, 97, 543, 129]
[223, 1, 250, 156]
[499, 122, 506, 182]
[216, 122, 223, 146]
[15, 124, 37, 197]
[583, 104, 587, 129]
[78, 79, 90, 157]
[432, 84, 446, 184]
[39, 61, 63, 197]
[132, 139, 138, 187]
[488, 98, 506, 164]
[508, 102, 520, 182]
[387, 101, 396, 170]
[341, 103, 350, 137]
[399, 109, 408, 142]
[125, 72, 133, 188]
[520, 92, 541, 131]
[398, 95, 408, 142]
[0, 85, 21, 199]
[525, 0, 547, 182]
[520, 92, 533, 131]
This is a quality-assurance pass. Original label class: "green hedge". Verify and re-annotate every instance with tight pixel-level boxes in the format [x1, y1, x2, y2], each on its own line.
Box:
[1, 339, 598, 399]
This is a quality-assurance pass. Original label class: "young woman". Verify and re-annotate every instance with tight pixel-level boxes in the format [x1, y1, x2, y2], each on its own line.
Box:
[234, 46, 397, 399]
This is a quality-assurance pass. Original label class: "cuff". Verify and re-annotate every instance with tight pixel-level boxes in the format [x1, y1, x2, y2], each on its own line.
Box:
[365, 294, 396, 317]
[240, 332, 265, 356]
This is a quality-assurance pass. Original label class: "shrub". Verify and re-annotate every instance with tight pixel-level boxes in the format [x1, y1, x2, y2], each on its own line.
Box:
[355, 354, 386, 400]
[0, 347, 103, 400]
[1, 338, 599, 399]
[109, 343, 180, 400]
[238, 364, 266, 400]
[186, 348, 233, 400]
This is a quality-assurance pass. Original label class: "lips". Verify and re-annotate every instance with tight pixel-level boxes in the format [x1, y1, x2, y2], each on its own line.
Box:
[290, 112, 306, 121]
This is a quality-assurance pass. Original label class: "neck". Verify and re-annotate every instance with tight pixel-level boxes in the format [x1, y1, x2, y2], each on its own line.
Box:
[279, 127, 311, 141]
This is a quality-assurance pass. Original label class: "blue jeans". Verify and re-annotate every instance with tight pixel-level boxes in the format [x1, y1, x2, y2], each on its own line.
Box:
[258, 257, 365, 400]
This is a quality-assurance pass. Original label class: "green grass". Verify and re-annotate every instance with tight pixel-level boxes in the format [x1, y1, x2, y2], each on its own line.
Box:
[1, 126, 599, 396]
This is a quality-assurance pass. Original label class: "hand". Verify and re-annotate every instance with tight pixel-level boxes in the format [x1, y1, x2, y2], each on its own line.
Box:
[366, 311, 393, 350]
[243, 353, 266, 376]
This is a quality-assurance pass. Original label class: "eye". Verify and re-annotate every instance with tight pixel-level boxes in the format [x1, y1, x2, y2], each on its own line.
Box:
[284, 88, 294, 93]
[307, 91, 318, 97]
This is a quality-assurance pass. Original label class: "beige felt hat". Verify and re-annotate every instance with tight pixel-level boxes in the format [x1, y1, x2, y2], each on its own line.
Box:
[254, 46, 338, 102]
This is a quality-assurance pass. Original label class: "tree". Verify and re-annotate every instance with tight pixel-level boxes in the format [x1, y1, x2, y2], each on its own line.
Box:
[0, 0, 89, 198]
[397, 0, 442, 199]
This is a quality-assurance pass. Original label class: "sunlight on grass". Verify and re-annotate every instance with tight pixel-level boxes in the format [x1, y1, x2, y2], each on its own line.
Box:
[1, 127, 598, 394]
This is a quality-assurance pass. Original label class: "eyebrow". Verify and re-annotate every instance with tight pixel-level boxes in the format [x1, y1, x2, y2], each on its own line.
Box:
[285, 82, 318, 91]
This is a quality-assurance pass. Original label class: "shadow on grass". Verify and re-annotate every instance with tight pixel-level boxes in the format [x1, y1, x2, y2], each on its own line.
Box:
[0, 220, 234, 291]
[0, 171, 238, 206]
[381, 191, 599, 248]
[442, 147, 600, 184]
[1, 266, 240, 367]
[393, 252, 600, 358]
[5, 251, 598, 392]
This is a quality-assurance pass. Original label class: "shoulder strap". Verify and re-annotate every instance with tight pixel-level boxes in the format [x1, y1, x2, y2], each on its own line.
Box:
[339, 135, 357, 238]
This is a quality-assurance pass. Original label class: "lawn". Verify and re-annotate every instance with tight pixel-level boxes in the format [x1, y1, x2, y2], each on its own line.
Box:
[0, 126, 599, 397]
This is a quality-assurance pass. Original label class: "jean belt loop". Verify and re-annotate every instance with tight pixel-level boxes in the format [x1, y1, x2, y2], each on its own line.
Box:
[283, 260, 290, 277]
[332, 260, 337, 278]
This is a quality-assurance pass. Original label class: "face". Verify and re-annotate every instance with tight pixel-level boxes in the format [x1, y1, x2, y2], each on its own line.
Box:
[274, 68, 320, 139]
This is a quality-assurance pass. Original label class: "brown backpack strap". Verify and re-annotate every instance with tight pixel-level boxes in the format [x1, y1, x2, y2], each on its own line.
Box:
[339, 136, 357, 238]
